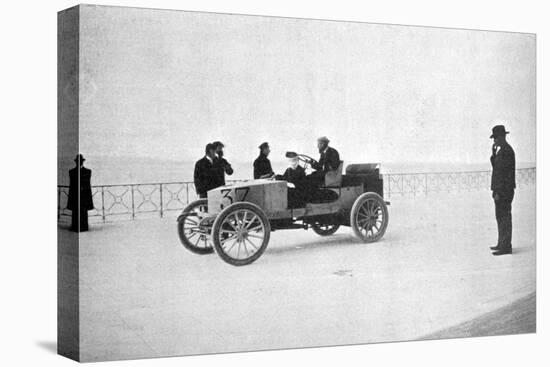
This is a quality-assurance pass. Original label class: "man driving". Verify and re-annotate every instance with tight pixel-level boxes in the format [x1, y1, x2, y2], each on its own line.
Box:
[307, 136, 340, 186]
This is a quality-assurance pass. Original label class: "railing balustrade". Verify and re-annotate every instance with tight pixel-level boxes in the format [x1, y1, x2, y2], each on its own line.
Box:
[57, 167, 536, 223]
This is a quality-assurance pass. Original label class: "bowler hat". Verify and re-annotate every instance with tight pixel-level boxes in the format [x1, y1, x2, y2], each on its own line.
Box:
[74, 154, 85, 162]
[317, 136, 330, 143]
[258, 142, 269, 150]
[490, 125, 509, 138]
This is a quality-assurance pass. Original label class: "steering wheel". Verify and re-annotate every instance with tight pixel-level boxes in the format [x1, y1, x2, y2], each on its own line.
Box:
[285, 151, 316, 171]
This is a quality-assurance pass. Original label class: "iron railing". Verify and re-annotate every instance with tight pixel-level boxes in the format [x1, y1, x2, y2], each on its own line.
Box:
[383, 167, 536, 198]
[57, 167, 535, 223]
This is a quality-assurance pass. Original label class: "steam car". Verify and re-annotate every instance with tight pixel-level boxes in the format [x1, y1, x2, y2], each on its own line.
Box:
[177, 154, 389, 266]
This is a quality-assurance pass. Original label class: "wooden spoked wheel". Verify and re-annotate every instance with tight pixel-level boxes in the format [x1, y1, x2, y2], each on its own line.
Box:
[177, 199, 213, 254]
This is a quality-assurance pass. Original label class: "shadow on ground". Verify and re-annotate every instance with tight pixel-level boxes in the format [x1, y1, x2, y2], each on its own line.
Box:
[265, 233, 396, 256]
[36, 340, 57, 354]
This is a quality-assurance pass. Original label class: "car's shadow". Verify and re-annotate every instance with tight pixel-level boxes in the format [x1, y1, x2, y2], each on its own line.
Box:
[266, 233, 378, 256]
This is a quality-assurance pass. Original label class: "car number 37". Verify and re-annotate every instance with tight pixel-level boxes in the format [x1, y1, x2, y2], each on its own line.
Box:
[220, 187, 250, 209]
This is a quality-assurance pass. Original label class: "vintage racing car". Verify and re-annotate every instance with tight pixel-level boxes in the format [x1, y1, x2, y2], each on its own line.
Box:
[177, 154, 389, 266]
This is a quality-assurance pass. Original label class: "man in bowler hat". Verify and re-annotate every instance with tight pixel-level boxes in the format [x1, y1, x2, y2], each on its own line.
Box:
[489, 125, 516, 255]
[68, 154, 94, 232]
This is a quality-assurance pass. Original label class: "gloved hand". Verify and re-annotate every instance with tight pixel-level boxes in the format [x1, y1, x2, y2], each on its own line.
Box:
[492, 143, 498, 157]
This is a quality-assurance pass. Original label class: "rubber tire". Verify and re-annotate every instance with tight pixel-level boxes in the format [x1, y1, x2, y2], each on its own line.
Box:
[211, 202, 271, 266]
[350, 192, 389, 243]
[177, 199, 214, 254]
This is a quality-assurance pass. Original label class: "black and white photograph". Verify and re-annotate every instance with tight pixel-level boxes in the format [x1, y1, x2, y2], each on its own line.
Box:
[56, 4, 537, 362]
[2, 1, 549, 366]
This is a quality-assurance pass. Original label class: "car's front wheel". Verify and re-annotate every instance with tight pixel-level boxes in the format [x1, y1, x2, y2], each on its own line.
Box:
[211, 202, 271, 266]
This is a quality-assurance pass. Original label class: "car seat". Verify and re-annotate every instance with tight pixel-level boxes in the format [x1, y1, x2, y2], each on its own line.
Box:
[324, 161, 344, 187]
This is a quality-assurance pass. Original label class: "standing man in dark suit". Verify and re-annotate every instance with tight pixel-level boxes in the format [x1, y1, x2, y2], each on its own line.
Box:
[68, 154, 94, 232]
[253, 142, 274, 179]
[489, 125, 516, 256]
[212, 141, 234, 187]
[193, 143, 218, 199]
[306, 136, 340, 186]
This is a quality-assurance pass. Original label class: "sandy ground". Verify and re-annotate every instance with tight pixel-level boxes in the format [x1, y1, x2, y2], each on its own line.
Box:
[71, 187, 535, 361]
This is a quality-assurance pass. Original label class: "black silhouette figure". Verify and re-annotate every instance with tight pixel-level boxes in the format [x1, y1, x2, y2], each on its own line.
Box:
[489, 125, 516, 256]
[68, 154, 94, 232]
[194, 143, 219, 198]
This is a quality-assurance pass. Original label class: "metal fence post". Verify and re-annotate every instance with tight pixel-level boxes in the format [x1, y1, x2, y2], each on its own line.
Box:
[101, 186, 106, 223]
[159, 183, 164, 218]
[57, 187, 61, 221]
[425, 173, 428, 196]
[131, 185, 135, 219]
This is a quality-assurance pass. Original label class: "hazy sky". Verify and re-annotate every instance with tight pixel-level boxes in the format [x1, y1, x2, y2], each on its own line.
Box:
[78, 5, 536, 167]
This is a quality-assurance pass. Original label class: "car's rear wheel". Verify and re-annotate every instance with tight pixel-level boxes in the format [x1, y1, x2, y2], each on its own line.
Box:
[177, 199, 214, 254]
[350, 192, 389, 242]
[311, 223, 340, 236]
[212, 202, 270, 266]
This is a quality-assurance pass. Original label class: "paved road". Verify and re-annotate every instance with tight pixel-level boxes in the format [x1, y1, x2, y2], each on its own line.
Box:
[72, 188, 535, 361]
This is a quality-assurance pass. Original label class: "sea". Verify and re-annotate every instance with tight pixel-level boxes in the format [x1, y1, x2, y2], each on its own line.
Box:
[58, 155, 536, 187]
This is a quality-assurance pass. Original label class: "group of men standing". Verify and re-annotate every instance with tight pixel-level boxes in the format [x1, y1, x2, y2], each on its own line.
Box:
[193, 141, 234, 198]
[194, 136, 341, 204]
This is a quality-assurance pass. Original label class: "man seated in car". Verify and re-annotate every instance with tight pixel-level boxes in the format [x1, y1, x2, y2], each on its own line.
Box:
[274, 156, 307, 208]
[306, 136, 340, 186]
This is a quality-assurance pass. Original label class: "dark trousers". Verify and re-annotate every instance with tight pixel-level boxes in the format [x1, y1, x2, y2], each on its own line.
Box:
[287, 188, 306, 208]
[302, 171, 326, 202]
[305, 171, 325, 186]
[70, 208, 89, 232]
[493, 190, 514, 249]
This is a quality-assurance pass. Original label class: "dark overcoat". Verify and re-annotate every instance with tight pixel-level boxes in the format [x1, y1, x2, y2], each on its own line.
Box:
[67, 167, 94, 211]
[490, 142, 516, 193]
[212, 157, 234, 187]
[276, 166, 306, 187]
[194, 157, 218, 196]
[312, 146, 340, 173]
[253, 153, 274, 179]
